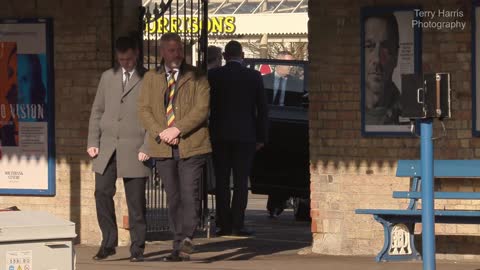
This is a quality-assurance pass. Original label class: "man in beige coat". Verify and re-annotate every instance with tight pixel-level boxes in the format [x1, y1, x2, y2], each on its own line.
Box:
[87, 36, 150, 263]
[138, 33, 211, 262]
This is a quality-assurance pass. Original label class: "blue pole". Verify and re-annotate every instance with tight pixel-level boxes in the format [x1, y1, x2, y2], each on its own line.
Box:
[421, 119, 436, 270]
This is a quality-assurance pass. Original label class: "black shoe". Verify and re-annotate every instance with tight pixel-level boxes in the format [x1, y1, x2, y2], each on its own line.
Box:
[216, 228, 232, 237]
[92, 247, 116, 260]
[180, 238, 194, 254]
[130, 254, 144, 262]
[232, 228, 255, 237]
[268, 207, 285, 218]
[162, 251, 190, 262]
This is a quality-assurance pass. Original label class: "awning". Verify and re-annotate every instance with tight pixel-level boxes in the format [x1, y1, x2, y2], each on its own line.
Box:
[144, 13, 307, 38]
[215, 13, 307, 35]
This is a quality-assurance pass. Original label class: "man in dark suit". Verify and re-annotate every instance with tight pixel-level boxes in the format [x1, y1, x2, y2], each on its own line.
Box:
[208, 40, 269, 236]
[262, 51, 304, 218]
[87, 36, 150, 262]
[263, 51, 304, 107]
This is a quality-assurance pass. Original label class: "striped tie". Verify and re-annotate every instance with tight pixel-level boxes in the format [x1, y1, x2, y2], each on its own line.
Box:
[166, 70, 177, 127]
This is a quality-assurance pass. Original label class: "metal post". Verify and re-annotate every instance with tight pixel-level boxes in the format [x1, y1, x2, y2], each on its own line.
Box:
[201, 0, 208, 71]
[420, 119, 436, 270]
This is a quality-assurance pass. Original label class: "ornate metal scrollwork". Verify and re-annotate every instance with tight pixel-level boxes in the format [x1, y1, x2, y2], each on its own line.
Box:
[143, 0, 175, 24]
[389, 223, 413, 255]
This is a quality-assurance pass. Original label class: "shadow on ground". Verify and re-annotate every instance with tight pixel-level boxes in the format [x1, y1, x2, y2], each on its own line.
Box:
[138, 208, 312, 262]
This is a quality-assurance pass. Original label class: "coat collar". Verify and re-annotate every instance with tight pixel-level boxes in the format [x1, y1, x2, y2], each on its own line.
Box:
[122, 71, 141, 98]
[113, 68, 142, 98]
[156, 62, 194, 90]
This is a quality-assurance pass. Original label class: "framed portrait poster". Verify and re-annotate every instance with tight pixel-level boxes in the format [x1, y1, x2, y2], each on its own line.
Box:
[361, 7, 422, 136]
[0, 18, 55, 195]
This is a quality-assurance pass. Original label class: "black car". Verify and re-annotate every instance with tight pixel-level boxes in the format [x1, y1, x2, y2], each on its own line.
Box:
[245, 58, 310, 221]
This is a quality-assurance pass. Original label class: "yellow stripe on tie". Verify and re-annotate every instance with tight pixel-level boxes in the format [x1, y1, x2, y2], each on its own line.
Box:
[166, 70, 177, 127]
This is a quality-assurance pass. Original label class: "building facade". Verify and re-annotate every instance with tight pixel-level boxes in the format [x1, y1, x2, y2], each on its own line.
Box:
[310, 0, 479, 261]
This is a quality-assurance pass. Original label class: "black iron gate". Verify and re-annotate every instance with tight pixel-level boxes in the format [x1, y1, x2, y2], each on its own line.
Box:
[140, 0, 212, 241]
[141, 0, 208, 69]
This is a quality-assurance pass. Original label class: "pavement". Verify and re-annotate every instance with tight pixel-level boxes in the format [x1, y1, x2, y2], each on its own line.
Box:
[75, 194, 480, 270]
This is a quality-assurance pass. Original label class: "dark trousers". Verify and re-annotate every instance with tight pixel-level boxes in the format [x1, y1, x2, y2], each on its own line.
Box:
[267, 193, 290, 213]
[94, 153, 147, 257]
[155, 155, 206, 251]
[212, 141, 256, 231]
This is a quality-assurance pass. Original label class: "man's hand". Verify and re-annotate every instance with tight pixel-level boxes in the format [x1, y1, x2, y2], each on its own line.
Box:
[87, 147, 99, 158]
[256, 143, 264, 151]
[138, 152, 150, 162]
[167, 138, 179, 146]
[159, 127, 181, 144]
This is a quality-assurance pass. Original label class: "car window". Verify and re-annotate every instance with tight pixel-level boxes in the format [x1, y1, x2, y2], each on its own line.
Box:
[246, 60, 307, 108]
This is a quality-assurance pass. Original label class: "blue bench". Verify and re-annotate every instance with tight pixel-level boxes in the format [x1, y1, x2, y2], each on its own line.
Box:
[355, 159, 480, 262]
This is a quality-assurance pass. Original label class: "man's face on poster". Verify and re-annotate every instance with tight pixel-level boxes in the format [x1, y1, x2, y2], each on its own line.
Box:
[364, 17, 398, 100]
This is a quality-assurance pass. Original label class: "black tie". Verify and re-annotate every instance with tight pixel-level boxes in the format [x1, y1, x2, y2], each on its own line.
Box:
[273, 77, 284, 105]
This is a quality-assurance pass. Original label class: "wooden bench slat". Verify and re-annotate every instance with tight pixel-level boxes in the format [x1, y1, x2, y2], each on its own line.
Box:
[396, 160, 480, 178]
[393, 191, 480, 200]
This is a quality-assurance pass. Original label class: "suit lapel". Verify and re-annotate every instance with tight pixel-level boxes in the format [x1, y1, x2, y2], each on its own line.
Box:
[176, 72, 192, 91]
[114, 69, 123, 96]
[121, 72, 141, 98]
[154, 68, 168, 108]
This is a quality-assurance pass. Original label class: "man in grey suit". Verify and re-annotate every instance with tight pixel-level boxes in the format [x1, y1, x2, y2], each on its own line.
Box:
[87, 36, 150, 263]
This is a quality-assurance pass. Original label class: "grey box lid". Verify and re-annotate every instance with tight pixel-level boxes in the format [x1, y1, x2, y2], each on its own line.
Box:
[0, 211, 76, 242]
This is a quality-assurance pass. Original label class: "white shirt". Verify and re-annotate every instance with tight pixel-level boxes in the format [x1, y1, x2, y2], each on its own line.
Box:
[164, 66, 179, 82]
[273, 72, 288, 106]
[122, 68, 135, 84]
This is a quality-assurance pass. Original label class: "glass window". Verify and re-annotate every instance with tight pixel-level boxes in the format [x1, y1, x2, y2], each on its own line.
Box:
[275, 0, 301, 13]
[255, 0, 281, 13]
[216, 2, 242, 14]
[295, 0, 307, 13]
[235, 2, 259, 14]
[174, 3, 185, 15]
[252, 63, 306, 107]
[208, 2, 223, 14]
[178, 1, 199, 15]
[266, 1, 281, 12]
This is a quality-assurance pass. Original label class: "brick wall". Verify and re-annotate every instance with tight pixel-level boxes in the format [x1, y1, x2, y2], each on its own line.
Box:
[309, 0, 480, 260]
[0, 0, 140, 245]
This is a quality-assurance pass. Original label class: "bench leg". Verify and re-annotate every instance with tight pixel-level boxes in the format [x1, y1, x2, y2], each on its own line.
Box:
[374, 215, 421, 262]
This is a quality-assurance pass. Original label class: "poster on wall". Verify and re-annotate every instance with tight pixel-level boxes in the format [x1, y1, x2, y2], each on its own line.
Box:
[0, 18, 55, 195]
[361, 7, 421, 136]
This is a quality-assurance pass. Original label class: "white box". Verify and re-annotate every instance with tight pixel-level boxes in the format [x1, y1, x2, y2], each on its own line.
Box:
[0, 211, 76, 270]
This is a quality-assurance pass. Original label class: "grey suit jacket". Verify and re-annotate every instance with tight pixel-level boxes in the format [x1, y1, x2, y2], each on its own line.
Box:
[87, 67, 150, 177]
